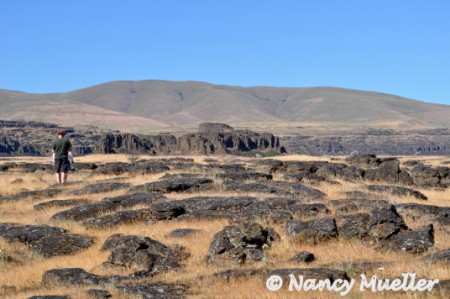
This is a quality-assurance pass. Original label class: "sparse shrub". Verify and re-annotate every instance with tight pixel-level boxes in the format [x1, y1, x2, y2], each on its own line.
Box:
[126, 150, 141, 165]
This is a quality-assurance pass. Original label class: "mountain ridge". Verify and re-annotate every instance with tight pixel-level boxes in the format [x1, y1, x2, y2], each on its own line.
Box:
[1, 80, 449, 131]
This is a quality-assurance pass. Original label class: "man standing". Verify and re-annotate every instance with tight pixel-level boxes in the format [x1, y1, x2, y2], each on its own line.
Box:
[52, 130, 72, 184]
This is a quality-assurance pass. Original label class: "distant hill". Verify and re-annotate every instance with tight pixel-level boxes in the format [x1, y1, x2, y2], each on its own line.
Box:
[1, 80, 450, 131]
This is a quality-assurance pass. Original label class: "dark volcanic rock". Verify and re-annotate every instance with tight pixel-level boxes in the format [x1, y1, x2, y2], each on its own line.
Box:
[290, 203, 330, 219]
[72, 182, 131, 195]
[0, 223, 66, 244]
[422, 248, 450, 264]
[215, 171, 272, 181]
[410, 165, 442, 187]
[130, 178, 213, 193]
[212, 269, 269, 281]
[83, 209, 152, 228]
[267, 181, 326, 199]
[206, 223, 278, 265]
[169, 229, 200, 238]
[52, 193, 164, 222]
[102, 192, 165, 207]
[0, 188, 62, 202]
[328, 198, 390, 215]
[285, 217, 338, 244]
[101, 234, 186, 276]
[366, 185, 428, 200]
[368, 205, 407, 240]
[290, 251, 316, 263]
[221, 181, 288, 195]
[32, 234, 93, 258]
[42, 268, 110, 286]
[86, 289, 112, 298]
[335, 213, 371, 239]
[381, 224, 434, 253]
[395, 203, 450, 221]
[33, 199, 89, 210]
[117, 283, 187, 299]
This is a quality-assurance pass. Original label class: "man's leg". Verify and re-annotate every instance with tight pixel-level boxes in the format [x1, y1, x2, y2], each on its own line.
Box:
[55, 173, 61, 184]
[61, 172, 67, 184]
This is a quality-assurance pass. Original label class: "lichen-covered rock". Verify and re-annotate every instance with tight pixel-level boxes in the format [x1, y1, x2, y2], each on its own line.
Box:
[367, 205, 406, 240]
[31, 234, 93, 258]
[117, 283, 187, 299]
[0, 223, 66, 244]
[130, 178, 213, 193]
[366, 185, 427, 200]
[72, 182, 131, 195]
[422, 248, 450, 264]
[42, 268, 110, 286]
[33, 199, 89, 210]
[285, 217, 338, 244]
[101, 234, 187, 276]
[206, 223, 278, 265]
[381, 224, 434, 253]
[335, 213, 371, 239]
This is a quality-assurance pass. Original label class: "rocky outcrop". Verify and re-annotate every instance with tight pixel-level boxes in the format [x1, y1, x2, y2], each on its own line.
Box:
[95, 123, 285, 156]
[101, 234, 187, 276]
[206, 223, 279, 265]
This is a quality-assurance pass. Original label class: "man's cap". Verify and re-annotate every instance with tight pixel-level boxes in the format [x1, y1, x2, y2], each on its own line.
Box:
[57, 130, 65, 136]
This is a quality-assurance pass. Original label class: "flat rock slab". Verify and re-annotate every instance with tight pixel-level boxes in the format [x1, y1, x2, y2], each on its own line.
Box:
[168, 229, 201, 238]
[285, 217, 338, 244]
[148, 196, 261, 221]
[206, 223, 279, 265]
[215, 172, 273, 181]
[381, 224, 434, 253]
[0, 223, 66, 244]
[33, 199, 89, 210]
[42, 268, 111, 286]
[117, 283, 187, 299]
[328, 198, 390, 215]
[72, 182, 131, 195]
[32, 234, 93, 258]
[83, 209, 152, 228]
[52, 193, 164, 222]
[335, 213, 371, 239]
[290, 203, 330, 219]
[367, 185, 428, 200]
[395, 203, 450, 220]
[368, 205, 406, 240]
[0, 188, 62, 202]
[221, 181, 290, 195]
[212, 269, 269, 282]
[101, 234, 186, 276]
[130, 178, 213, 193]
[422, 248, 450, 264]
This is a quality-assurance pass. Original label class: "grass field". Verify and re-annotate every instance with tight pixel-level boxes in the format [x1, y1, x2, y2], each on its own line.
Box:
[0, 154, 448, 298]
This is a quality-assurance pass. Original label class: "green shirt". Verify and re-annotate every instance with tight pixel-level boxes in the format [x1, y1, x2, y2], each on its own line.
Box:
[53, 137, 72, 159]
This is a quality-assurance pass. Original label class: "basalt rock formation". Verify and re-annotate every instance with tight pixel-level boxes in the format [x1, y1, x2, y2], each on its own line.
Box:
[96, 123, 285, 156]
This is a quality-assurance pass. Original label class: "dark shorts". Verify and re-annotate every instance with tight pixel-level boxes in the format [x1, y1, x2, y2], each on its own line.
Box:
[54, 157, 69, 173]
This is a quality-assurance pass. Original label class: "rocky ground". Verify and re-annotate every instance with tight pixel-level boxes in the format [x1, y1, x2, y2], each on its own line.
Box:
[0, 153, 449, 298]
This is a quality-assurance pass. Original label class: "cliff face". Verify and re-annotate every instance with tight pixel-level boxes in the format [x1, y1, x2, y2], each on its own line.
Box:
[282, 129, 450, 156]
[95, 123, 285, 156]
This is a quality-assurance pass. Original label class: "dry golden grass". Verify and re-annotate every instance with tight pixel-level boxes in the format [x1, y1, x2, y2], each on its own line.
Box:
[0, 154, 449, 298]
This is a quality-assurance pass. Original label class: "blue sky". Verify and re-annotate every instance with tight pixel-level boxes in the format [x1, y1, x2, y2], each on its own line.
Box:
[1, 1, 449, 104]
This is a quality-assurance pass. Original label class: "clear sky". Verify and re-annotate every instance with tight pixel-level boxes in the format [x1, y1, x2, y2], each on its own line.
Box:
[1, 1, 449, 104]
